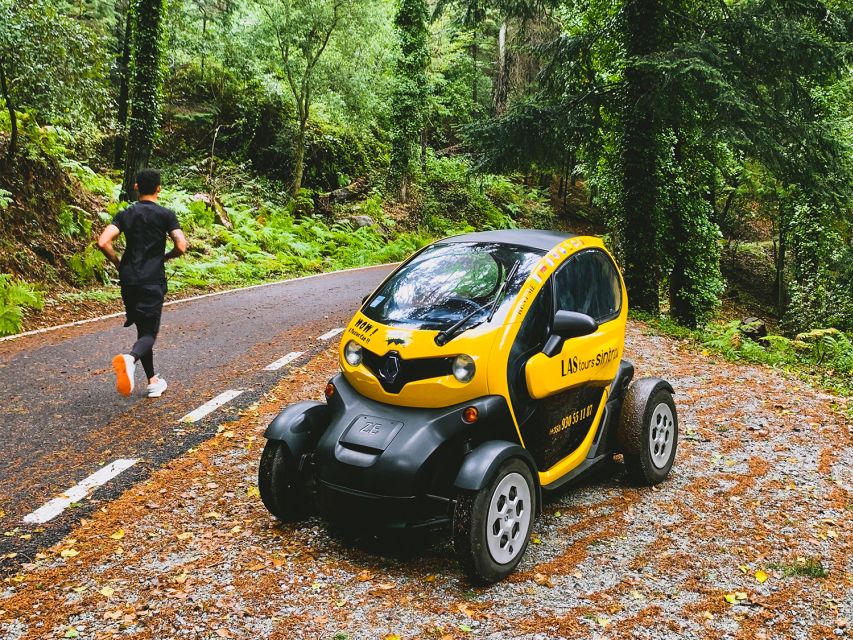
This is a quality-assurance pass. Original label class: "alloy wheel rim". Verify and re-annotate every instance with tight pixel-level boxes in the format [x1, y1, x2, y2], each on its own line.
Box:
[485, 472, 532, 565]
[649, 402, 675, 469]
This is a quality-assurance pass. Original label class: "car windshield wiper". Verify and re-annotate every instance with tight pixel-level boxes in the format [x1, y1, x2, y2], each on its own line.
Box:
[434, 260, 520, 346]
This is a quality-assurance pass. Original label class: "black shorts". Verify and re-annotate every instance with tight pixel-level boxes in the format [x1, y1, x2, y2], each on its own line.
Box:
[121, 284, 167, 327]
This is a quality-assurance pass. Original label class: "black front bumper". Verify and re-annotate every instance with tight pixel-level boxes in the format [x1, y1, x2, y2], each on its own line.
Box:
[311, 374, 514, 528]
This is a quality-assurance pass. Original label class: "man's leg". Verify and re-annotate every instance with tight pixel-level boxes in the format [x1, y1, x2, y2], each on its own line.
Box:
[113, 285, 140, 396]
[131, 316, 160, 382]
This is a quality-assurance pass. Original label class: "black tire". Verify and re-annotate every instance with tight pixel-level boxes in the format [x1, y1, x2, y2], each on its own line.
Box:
[258, 440, 308, 522]
[618, 380, 678, 485]
[453, 458, 536, 584]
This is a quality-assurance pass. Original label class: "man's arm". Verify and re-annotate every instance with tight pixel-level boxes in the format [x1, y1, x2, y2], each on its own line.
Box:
[165, 229, 188, 261]
[97, 224, 122, 268]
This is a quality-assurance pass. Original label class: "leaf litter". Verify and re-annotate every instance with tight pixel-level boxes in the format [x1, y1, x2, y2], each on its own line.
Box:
[0, 324, 850, 639]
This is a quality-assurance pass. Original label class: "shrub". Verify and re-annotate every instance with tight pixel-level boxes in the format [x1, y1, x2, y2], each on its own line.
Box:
[67, 245, 108, 285]
[0, 275, 44, 336]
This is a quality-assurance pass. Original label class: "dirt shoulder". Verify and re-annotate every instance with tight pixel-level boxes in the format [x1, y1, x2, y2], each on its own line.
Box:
[1, 324, 850, 639]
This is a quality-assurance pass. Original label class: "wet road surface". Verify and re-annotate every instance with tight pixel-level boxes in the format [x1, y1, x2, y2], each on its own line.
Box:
[0, 265, 393, 569]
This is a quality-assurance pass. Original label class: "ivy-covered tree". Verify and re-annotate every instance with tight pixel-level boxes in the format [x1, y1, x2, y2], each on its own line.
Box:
[121, 0, 168, 201]
[389, 0, 430, 201]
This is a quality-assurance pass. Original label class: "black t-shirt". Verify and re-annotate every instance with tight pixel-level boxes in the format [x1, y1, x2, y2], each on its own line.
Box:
[112, 201, 181, 285]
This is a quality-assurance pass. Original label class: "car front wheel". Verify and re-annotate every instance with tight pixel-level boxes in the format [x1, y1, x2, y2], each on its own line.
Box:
[258, 440, 308, 522]
[453, 458, 536, 584]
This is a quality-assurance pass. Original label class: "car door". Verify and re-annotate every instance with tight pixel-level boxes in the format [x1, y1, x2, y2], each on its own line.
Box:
[516, 249, 624, 477]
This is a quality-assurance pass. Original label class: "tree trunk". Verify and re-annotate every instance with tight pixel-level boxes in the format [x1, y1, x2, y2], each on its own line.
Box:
[494, 21, 508, 115]
[0, 57, 17, 162]
[200, 13, 207, 81]
[620, 0, 663, 313]
[774, 202, 787, 315]
[471, 35, 478, 114]
[291, 118, 306, 196]
[113, 0, 133, 169]
[121, 0, 167, 201]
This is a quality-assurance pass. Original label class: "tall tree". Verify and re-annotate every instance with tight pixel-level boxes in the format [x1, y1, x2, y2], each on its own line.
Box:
[121, 0, 167, 201]
[618, 0, 667, 314]
[112, 0, 133, 169]
[389, 0, 430, 202]
[259, 0, 347, 196]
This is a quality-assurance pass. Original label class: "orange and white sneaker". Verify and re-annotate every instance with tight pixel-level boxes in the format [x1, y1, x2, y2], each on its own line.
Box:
[112, 354, 136, 396]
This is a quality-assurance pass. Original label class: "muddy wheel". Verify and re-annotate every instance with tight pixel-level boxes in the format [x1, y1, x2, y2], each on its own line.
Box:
[258, 440, 308, 522]
[453, 458, 535, 584]
[618, 379, 678, 485]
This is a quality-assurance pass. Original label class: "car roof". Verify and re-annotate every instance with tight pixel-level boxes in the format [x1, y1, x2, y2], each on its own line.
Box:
[437, 229, 576, 252]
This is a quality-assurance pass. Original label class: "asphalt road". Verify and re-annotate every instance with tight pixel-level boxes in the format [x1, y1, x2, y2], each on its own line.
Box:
[0, 264, 394, 570]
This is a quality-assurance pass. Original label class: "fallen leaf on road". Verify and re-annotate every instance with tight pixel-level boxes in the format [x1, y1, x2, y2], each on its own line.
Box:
[533, 573, 554, 588]
[384, 635, 401, 640]
[99, 586, 115, 597]
[205, 511, 222, 519]
[356, 570, 373, 582]
[177, 532, 193, 541]
[755, 570, 769, 583]
[110, 529, 125, 540]
[60, 548, 79, 559]
[247, 486, 260, 498]
[64, 628, 79, 638]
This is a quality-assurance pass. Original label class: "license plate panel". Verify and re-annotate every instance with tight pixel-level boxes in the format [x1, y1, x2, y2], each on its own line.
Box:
[340, 415, 404, 452]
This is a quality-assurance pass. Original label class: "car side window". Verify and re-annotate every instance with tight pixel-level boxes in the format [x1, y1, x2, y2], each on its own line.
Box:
[553, 250, 622, 322]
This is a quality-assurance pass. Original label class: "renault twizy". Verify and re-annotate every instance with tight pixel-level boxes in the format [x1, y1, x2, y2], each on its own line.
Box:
[258, 230, 678, 583]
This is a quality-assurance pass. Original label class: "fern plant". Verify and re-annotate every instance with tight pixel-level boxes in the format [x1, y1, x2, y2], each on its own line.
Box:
[0, 274, 44, 337]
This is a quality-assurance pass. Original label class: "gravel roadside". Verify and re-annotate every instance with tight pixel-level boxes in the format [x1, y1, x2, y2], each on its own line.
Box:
[1, 323, 850, 640]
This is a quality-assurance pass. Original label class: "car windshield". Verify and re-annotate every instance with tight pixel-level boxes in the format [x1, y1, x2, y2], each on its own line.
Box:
[362, 242, 544, 331]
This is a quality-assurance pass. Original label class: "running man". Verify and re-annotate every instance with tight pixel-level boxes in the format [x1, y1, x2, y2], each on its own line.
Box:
[97, 168, 188, 397]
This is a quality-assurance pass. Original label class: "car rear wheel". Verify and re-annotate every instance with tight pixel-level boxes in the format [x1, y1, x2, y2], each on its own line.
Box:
[453, 458, 535, 584]
[618, 380, 678, 485]
[258, 440, 308, 522]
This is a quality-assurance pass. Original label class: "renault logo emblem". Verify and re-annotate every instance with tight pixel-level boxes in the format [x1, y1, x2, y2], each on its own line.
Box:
[379, 352, 401, 383]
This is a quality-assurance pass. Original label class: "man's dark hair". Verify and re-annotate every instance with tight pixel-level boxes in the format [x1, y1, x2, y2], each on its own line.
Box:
[136, 168, 161, 196]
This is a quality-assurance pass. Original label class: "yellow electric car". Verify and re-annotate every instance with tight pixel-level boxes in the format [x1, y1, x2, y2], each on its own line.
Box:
[259, 230, 678, 582]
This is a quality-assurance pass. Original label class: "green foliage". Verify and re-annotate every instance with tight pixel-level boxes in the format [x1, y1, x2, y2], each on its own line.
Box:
[770, 558, 828, 579]
[420, 154, 538, 232]
[637, 312, 853, 397]
[0, 188, 11, 210]
[0, 0, 110, 153]
[57, 206, 93, 238]
[0, 274, 43, 337]
[61, 159, 117, 198]
[67, 245, 109, 286]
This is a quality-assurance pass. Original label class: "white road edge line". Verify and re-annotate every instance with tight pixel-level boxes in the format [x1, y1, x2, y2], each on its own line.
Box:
[23, 459, 139, 525]
[318, 327, 344, 341]
[180, 389, 246, 423]
[264, 351, 304, 371]
[0, 262, 400, 343]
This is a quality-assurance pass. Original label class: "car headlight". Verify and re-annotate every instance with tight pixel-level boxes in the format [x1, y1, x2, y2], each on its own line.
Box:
[452, 354, 475, 382]
[344, 340, 363, 366]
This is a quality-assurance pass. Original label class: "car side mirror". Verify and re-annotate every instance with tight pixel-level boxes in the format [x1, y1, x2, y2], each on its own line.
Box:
[542, 311, 598, 357]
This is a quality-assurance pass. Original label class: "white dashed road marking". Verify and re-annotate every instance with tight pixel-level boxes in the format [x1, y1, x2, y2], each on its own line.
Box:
[180, 389, 246, 423]
[23, 459, 139, 524]
[264, 351, 304, 371]
[318, 327, 344, 341]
